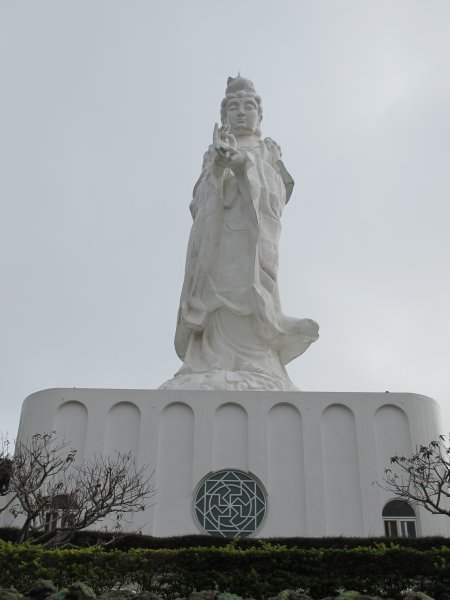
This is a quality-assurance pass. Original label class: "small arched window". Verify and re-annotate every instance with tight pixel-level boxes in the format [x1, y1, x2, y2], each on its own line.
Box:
[382, 500, 417, 538]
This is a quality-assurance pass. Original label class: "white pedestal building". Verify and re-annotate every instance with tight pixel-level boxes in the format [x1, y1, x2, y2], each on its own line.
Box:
[11, 387, 450, 538]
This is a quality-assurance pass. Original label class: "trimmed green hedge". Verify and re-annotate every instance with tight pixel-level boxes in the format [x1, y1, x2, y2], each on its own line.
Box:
[1, 541, 450, 600]
[1, 528, 448, 551]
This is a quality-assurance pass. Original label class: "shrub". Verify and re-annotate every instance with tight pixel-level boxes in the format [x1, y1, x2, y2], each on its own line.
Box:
[1, 528, 448, 552]
[0, 541, 450, 599]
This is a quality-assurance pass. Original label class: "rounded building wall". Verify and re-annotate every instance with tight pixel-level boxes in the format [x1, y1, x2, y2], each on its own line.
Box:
[4, 388, 449, 538]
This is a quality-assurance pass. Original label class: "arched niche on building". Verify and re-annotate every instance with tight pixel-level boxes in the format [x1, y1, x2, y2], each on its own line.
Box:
[55, 401, 88, 461]
[320, 403, 363, 535]
[213, 403, 248, 471]
[374, 404, 411, 478]
[104, 401, 141, 459]
[266, 403, 306, 535]
[155, 402, 195, 535]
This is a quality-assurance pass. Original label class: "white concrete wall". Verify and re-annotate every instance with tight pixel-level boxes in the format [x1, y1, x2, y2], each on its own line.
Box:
[4, 388, 449, 537]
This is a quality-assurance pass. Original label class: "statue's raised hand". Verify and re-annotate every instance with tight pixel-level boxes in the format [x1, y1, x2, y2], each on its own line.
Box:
[213, 123, 246, 174]
[213, 123, 236, 154]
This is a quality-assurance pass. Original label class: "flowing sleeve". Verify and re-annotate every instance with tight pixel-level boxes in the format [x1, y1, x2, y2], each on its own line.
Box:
[264, 137, 295, 203]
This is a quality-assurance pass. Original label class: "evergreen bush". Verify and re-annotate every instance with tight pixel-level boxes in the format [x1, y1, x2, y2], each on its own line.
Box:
[1, 541, 450, 599]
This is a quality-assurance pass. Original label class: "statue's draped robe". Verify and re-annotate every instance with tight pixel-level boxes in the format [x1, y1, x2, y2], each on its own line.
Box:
[163, 138, 318, 391]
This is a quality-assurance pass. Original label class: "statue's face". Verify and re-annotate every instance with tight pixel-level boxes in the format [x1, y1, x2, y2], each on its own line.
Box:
[225, 96, 260, 136]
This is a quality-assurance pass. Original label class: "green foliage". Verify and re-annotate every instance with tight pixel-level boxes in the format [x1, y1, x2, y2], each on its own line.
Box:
[45, 582, 96, 600]
[0, 588, 24, 600]
[334, 595, 384, 600]
[27, 579, 58, 600]
[0, 540, 449, 599]
[217, 594, 243, 600]
[45, 590, 69, 600]
[188, 592, 217, 600]
[1, 528, 449, 552]
[269, 591, 313, 600]
[97, 592, 136, 600]
[68, 583, 96, 600]
[48, 533, 450, 553]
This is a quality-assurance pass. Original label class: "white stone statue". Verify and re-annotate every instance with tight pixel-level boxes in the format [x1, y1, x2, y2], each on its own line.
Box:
[161, 76, 319, 391]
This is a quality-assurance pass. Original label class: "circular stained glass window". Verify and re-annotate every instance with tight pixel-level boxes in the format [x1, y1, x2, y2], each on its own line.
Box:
[193, 469, 267, 537]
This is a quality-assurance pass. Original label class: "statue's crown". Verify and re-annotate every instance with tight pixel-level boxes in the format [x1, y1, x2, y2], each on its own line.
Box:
[225, 76, 256, 95]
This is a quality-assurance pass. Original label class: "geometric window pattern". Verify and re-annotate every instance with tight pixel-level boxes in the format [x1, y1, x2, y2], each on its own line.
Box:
[194, 470, 267, 538]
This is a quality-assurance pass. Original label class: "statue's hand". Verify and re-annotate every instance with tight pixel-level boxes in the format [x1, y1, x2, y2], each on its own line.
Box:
[213, 123, 245, 174]
[214, 145, 246, 174]
[213, 123, 237, 153]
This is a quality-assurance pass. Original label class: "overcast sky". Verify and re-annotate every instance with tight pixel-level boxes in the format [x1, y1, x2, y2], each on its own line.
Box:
[1, 0, 450, 439]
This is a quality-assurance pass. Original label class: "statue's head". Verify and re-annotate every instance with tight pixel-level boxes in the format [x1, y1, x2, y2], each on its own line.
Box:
[220, 76, 263, 137]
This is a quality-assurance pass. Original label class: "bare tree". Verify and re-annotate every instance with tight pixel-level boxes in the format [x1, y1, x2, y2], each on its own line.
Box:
[6, 433, 77, 542]
[380, 435, 450, 517]
[2, 432, 155, 547]
[31, 451, 155, 547]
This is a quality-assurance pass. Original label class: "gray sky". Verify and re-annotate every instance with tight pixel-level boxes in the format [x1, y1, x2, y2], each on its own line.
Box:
[1, 0, 450, 438]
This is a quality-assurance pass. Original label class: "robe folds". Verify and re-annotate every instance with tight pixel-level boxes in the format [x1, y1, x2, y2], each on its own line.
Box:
[162, 137, 319, 391]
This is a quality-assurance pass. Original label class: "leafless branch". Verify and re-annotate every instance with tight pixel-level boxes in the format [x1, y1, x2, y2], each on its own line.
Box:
[1, 431, 155, 547]
[378, 434, 450, 517]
